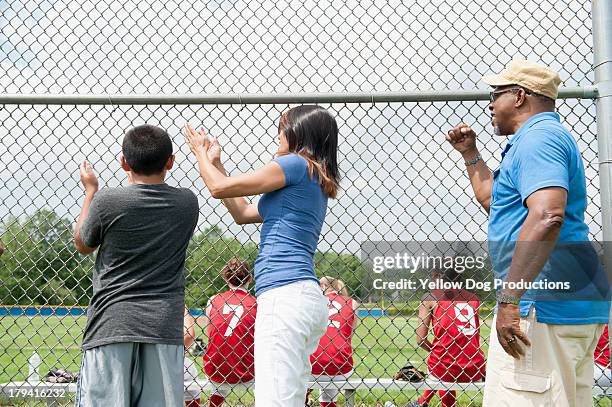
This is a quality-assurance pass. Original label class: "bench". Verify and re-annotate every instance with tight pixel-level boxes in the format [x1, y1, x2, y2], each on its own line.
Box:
[3, 378, 610, 406]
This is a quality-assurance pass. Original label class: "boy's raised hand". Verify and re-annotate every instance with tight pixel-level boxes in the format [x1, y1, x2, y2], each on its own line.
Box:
[80, 160, 99, 194]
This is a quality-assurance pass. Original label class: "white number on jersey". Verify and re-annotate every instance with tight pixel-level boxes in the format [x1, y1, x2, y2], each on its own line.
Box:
[223, 304, 244, 337]
[454, 303, 477, 336]
[328, 300, 342, 329]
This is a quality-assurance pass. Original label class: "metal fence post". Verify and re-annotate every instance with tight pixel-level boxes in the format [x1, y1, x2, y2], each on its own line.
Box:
[593, 0, 612, 338]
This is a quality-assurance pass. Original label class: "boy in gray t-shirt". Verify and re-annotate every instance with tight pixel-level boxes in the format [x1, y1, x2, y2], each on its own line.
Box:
[74, 125, 199, 407]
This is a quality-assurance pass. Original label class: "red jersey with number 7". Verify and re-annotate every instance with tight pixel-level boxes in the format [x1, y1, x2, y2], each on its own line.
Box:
[203, 289, 257, 384]
[427, 289, 486, 383]
[310, 292, 355, 375]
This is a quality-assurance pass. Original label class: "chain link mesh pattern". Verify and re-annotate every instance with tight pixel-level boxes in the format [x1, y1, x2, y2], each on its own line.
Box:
[0, 0, 606, 405]
[0, 0, 594, 94]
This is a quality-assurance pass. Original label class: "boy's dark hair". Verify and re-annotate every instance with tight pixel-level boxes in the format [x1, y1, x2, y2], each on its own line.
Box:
[122, 125, 173, 175]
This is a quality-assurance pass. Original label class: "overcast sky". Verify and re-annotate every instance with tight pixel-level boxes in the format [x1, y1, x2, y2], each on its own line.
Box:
[0, 0, 601, 254]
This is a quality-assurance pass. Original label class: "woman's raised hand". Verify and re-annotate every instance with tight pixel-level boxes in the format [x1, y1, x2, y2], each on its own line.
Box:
[207, 135, 222, 165]
[183, 123, 210, 156]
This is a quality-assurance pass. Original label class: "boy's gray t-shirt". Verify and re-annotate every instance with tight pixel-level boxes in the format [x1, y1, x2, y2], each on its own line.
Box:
[79, 183, 199, 350]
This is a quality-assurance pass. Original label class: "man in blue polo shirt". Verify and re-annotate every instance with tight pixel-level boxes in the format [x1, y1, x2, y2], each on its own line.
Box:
[446, 59, 609, 407]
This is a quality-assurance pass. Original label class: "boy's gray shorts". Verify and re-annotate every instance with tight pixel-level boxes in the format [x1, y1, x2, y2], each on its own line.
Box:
[75, 342, 184, 407]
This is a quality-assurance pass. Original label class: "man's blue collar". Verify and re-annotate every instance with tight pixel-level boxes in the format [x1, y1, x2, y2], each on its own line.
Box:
[507, 111, 560, 146]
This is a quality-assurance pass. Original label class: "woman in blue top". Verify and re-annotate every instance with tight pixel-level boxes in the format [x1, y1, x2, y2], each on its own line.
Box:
[184, 105, 340, 407]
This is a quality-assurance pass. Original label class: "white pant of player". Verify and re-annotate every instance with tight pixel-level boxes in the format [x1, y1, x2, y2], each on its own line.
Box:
[184, 357, 201, 402]
[254, 280, 329, 407]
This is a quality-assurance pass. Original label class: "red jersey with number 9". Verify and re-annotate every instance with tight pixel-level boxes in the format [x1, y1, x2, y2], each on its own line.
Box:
[203, 289, 257, 384]
[310, 292, 355, 375]
[427, 289, 486, 383]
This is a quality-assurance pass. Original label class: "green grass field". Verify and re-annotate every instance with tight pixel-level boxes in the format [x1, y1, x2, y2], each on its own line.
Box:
[0, 314, 487, 406]
[1, 315, 611, 406]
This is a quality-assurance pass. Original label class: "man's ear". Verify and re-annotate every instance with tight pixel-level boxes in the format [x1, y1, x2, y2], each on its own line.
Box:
[120, 154, 131, 172]
[165, 155, 175, 170]
[515, 89, 528, 108]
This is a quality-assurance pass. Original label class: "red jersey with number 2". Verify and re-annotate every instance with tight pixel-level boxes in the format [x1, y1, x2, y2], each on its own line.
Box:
[203, 289, 257, 384]
[427, 289, 486, 383]
[310, 293, 355, 375]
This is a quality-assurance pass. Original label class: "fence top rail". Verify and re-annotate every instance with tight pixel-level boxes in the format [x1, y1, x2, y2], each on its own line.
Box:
[0, 87, 598, 105]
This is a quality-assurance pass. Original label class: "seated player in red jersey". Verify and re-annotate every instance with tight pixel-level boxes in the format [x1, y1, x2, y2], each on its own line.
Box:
[594, 325, 611, 388]
[202, 259, 257, 407]
[184, 307, 201, 407]
[409, 268, 486, 407]
[308, 276, 359, 407]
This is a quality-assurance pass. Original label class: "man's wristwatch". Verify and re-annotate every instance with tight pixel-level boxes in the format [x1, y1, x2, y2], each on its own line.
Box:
[496, 291, 521, 305]
[465, 154, 482, 167]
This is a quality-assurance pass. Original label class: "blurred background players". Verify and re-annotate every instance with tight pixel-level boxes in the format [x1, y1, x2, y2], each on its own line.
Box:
[184, 307, 200, 407]
[202, 259, 256, 407]
[308, 277, 359, 407]
[408, 268, 485, 407]
[594, 326, 611, 388]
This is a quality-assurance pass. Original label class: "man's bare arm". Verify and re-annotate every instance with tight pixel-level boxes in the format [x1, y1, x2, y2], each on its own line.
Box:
[501, 187, 567, 298]
[446, 124, 493, 212]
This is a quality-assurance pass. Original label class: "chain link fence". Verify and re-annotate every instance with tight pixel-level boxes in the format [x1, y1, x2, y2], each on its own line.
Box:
[0, 0, 595, 94]
[0, 0, 608, 406]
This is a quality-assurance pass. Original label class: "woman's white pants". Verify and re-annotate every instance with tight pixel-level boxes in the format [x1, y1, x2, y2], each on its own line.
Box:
[255, 280, 329, 407]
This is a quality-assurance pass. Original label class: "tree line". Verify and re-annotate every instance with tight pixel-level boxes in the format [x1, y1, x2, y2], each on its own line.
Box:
[0, 209, 371, 307]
